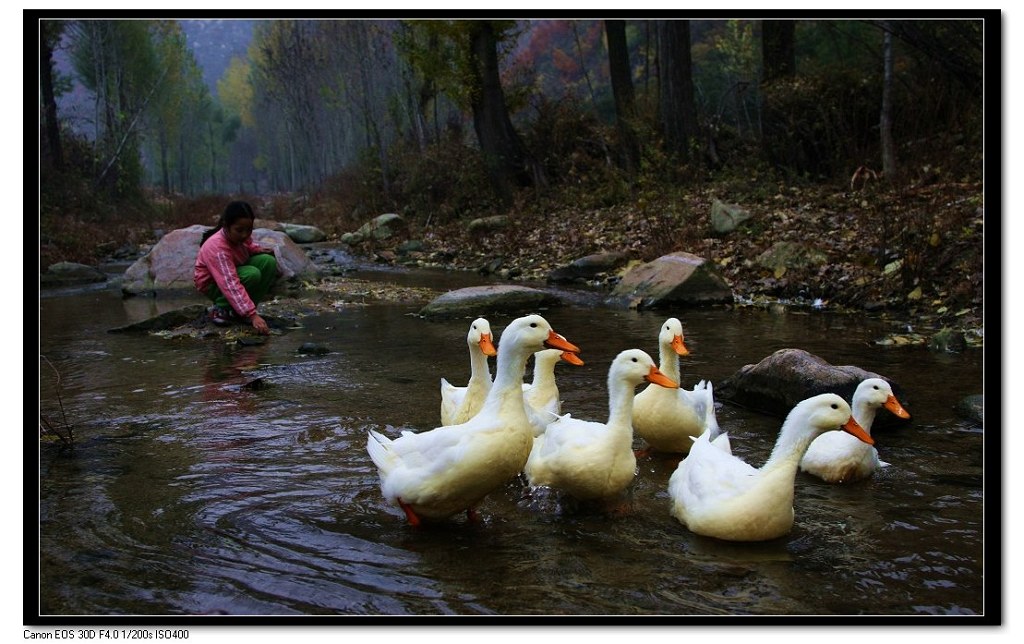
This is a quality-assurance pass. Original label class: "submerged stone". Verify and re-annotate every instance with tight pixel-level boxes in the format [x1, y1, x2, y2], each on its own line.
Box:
[419, 285, 561, 320]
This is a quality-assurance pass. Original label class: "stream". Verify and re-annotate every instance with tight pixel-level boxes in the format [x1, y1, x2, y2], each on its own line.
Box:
[35, 261, 988, 619]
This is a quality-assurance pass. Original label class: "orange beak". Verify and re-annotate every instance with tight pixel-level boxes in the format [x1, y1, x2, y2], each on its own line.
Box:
[884, 394, 910, 419]
[478, 333, 497, 357]
[671, 334, 689, 356]
[841, 417, 874, 445]
[645, 365, 679, 389]
[560, 351, 585, 366]
[544, 329, 580, 354]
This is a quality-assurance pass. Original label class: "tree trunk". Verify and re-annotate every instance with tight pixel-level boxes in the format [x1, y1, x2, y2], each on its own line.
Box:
[656, 20, 698, 161]
[467, 21, 540, 205]
[40, 21, 63, 170]
[761, 20, 796, 83]
[880, 27, 896, 177]
[605, 20, 640, 175]
[159, 131, 170, 194]
[208, 121, 218, 193]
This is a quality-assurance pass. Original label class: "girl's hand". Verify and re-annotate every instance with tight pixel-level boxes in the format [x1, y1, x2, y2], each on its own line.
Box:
[250, 314, 270, 335]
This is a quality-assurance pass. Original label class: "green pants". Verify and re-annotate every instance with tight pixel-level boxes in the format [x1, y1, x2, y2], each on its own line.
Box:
[206, 253, 278, 313]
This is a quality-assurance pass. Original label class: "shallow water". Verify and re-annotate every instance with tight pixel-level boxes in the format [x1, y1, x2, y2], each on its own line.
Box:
[35, 270, 987, 618]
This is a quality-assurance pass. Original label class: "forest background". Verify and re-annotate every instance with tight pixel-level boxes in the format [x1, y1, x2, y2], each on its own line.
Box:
[36, 15, 988, 337]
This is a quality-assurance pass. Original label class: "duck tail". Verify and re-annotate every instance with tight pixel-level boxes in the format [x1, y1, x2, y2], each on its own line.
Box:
[698, 380, 721, 440]
[366, 429, 393, 470]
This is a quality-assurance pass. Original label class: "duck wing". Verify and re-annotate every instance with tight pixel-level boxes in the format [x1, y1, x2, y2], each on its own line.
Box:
[672, 430, 758, 508]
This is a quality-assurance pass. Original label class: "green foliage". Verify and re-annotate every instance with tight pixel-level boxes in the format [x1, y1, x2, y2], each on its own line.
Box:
[397, 20, 522, 110]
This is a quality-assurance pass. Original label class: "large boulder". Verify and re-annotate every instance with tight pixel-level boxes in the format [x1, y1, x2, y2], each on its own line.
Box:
[607, 251, 733, 309]
[121, 225, 319, 296]
[716, 348, 911, 428]
[419, 285, 561, 320]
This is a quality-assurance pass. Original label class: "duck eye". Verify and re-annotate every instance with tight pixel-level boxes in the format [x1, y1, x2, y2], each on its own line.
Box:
[831, 403, 838, 409]
[530, 322, 537, 328]
[632, 357, 638, 362]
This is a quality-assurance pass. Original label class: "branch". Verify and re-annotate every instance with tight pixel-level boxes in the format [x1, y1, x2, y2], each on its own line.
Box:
[94, 65, 171, 188]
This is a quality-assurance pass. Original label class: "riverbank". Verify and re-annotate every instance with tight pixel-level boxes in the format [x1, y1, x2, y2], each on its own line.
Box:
[288, 178, 985, 349]
[61, 176, 984, 349]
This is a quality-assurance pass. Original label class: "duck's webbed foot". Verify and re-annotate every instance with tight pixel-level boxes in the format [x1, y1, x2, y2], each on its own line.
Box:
[398, 499, 421, 527]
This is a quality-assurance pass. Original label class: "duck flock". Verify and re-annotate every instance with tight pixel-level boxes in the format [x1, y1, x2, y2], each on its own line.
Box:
[366, 313, 909, 542]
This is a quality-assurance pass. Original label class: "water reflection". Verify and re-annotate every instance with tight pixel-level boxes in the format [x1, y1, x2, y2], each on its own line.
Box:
[37, 286, 986, 617]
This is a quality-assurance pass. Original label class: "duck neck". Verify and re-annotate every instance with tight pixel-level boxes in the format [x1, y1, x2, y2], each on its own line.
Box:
[606, 378, 638, 435]
[659, 343, 681, 383]
[853, 400, 877, 435]
[467, 346, 493, 387]
[763, 421, 819, 474]
[532, 354, 556, 389]
[483, 345, 531, 416]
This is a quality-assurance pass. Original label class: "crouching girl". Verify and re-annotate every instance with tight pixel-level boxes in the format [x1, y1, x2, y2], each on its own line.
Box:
[194, 200, 278, 335]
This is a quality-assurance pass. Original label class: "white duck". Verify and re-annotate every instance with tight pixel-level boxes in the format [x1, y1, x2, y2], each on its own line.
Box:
[524, 349, 678, 501]
[440, 318, 497, 426]
[668, 393, 872, 542]
[632, 317, 711, 454]
[367, 314, 580, 526]
[523, 348, 585, 436]
[799, 378, 910, 483]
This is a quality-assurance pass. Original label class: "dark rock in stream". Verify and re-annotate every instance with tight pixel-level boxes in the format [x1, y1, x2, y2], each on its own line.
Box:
[716, 348, 911, 429]
[418, 285, 562, 320]
[107, 304, 209, 333]
[953, 394, 983, 424]
[108, 304, 291, 341]
[41, 261, 108, 287]
[297, 342, 330, 355]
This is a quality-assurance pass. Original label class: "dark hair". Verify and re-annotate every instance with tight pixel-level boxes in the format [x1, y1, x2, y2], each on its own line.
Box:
[201, 200, 256, 245]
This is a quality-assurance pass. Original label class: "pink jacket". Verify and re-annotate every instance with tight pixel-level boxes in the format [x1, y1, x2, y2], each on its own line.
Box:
[194, 229, 264, 318]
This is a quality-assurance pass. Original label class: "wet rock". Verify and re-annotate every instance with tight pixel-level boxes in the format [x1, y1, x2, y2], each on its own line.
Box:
[108, 304, 208, 333]
[478, 257, 504, 275]
[930, 327, 967, 352]
[297, 342, 330, 355]
[954, 394, 983, 424]
[716, 348, 911, 428]
[41, 261, 108, 287]
[606, 251, 733, 310]
[121, 225, 318, 296]
[419, 285, 561, 321]
[547, 252, 630, 284]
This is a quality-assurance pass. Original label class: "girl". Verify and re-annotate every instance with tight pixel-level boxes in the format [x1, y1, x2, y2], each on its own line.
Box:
[194, 200, 278, 335]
